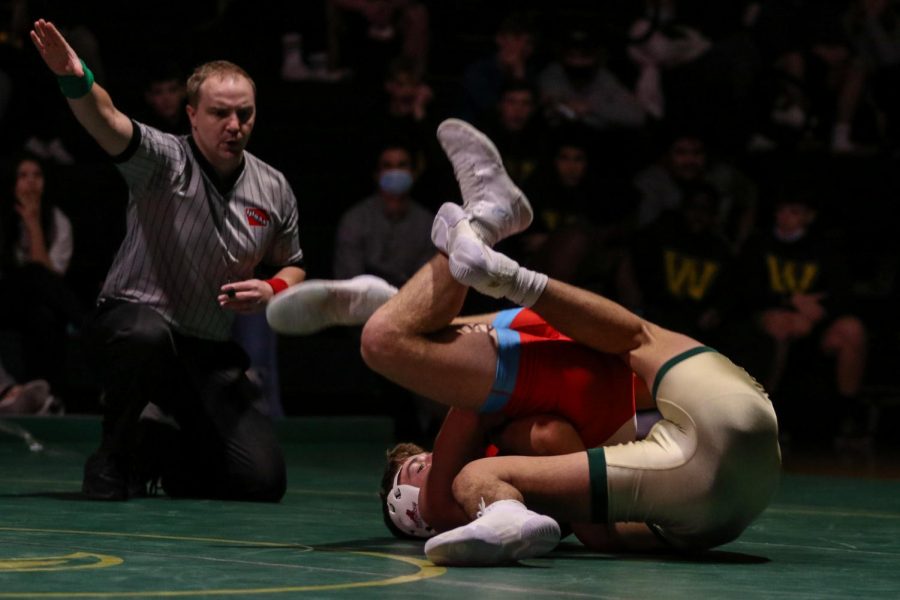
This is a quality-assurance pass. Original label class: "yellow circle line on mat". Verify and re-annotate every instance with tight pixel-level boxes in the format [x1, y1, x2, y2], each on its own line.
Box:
[0, 527, 445, 597]
[0, 527, 311, 548]
[0, 552, 123, 572]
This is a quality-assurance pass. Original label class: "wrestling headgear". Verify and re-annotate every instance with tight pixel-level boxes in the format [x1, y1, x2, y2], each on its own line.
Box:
[386, 468, 436, 538]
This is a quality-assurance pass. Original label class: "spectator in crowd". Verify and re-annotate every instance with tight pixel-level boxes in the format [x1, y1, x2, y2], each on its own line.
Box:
[751, 0, 867, 152]
[633, 127, 757, 251]
[477, 80, 546, 185]
[334, 140, 433, 287]
[618, 182, 735, 344]
[459, 11, 540, 123]
[0, 153, 81, 392]
[844, 0, 900, 147]
[539, 27, 646, 132]
[231, 311, 283, 418]
[739, 186, 868, 440]
[276, 2, 338, 82]
[521, 127, 636, 290]
[332, 139, 440, 442]
[327, 0, 429, 84]
[358, 57, 457, 210]
[138, 63, 189, 135]
[627, 0, 712, 121]
[363, 56, 435, 170]
[627, 0, 761, 149]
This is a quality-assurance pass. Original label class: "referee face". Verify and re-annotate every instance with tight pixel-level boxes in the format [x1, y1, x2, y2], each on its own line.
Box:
[187, 74, 256, 177]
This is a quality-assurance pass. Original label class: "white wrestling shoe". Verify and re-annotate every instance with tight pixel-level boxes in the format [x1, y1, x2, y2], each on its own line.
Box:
[431, 202, 469, 256]
[433, 119, 533, 251]
[424, 499, 560, 566]
[266, 275, 397, 335]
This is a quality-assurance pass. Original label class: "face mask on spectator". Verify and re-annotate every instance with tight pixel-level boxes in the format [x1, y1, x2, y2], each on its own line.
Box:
[379, 169, 414, 195]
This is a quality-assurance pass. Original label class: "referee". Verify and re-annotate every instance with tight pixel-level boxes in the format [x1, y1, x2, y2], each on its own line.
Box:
[30, 20, 306, 501]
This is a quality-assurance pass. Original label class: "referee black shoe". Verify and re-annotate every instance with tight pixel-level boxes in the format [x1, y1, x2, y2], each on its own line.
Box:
[82, 451, 148, 501]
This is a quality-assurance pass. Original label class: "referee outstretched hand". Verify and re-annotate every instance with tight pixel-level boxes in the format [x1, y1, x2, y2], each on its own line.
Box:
[218, 280, 276, 315]
[30, 19, 83, 77]
[29, 17, 134, 156]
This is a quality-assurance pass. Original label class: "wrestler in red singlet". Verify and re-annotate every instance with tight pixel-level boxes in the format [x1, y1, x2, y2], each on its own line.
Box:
[486, 308, 639, 448]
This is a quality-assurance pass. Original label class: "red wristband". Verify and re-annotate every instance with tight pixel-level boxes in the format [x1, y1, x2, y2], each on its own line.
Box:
[265, 277, 289, 295]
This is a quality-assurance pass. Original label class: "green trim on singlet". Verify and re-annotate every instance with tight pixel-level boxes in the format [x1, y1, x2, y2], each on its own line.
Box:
[651, 346, 718, 401]
[586, 448, 608, 523]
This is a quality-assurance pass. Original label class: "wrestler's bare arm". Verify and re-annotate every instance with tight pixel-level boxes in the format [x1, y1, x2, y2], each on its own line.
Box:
[533, 279, 702, 387]
[419, 408, 504, 532]
[452, 451, 664, 552]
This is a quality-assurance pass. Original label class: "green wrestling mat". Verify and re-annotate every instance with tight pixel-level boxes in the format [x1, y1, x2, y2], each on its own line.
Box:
[1, 416, 899, 599]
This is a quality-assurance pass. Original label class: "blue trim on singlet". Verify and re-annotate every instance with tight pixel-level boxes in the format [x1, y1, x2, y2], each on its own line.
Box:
[480, 311, 524, 413]
[492, 308, 523, 330]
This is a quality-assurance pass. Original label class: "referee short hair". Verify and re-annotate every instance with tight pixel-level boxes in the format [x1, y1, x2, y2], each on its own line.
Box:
[186, 60, 256, 107]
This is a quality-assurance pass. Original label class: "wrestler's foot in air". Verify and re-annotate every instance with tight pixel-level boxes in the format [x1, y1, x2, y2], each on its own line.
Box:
[424, 499, 560, 566]
[431, 202, 470, 256]
[266, 275, 398, 335]
[440, 218, 547, 306]
[447, 227, 523, 300]
[433, 119, 532, 251]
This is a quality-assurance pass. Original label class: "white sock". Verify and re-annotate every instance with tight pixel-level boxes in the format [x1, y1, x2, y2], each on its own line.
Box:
[448, 232, 549, 307]
[507, 265, 548, 307]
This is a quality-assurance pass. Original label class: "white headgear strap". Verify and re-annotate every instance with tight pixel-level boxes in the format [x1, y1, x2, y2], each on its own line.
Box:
[387, 468, 435, 538]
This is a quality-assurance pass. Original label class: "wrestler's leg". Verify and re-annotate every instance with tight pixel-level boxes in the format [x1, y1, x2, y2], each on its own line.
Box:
[424, 450, 661, 564]
[448, 448, 656, 544]
[434, 118, 702, 387]
[361, 254, 498, 410]
[445, 232, 701, 390]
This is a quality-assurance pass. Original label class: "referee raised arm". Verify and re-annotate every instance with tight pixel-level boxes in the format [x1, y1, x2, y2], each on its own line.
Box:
[31, 19, 306, 502]
[31, 20, 133, 154]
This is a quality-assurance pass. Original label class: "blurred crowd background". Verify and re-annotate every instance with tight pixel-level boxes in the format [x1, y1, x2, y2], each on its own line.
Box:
[2, 0, 900, 453]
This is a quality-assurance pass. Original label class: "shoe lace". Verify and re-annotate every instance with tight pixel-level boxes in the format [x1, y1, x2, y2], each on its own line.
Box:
[476, 497, 487, 519]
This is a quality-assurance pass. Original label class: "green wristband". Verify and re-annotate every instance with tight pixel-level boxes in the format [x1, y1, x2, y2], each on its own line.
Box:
[57, 59, 94, 99]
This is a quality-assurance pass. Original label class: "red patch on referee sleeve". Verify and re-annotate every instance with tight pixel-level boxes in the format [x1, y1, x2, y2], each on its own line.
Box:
[246, 207, 270, 227]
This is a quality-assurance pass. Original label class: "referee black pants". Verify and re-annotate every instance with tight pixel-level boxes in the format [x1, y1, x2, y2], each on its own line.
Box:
[87, 300, 286, 502]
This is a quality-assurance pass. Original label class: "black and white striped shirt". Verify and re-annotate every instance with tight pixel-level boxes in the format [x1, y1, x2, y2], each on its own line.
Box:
[101, 122, 303, 341]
